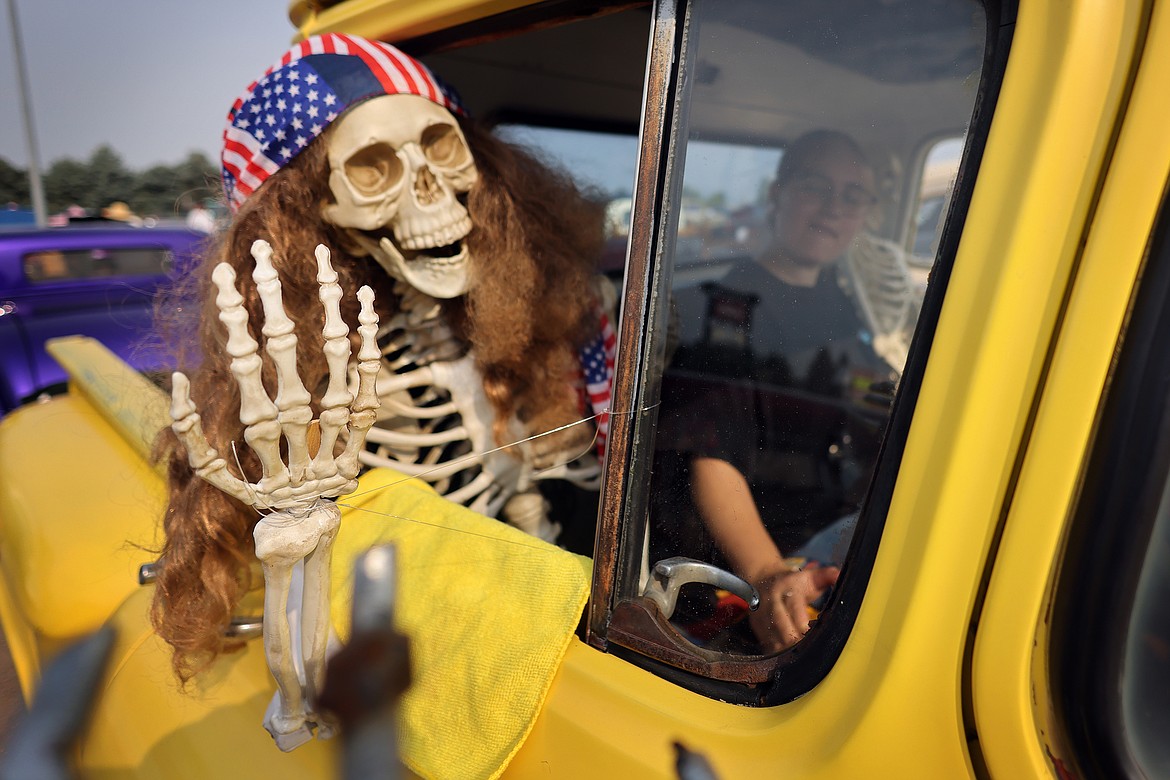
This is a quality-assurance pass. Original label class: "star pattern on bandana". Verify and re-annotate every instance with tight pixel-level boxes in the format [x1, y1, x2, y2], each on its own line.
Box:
[222, 34, 466, 210]
[232, 62, 339, 166]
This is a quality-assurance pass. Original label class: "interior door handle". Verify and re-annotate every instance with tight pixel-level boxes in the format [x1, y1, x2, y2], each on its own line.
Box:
[642, 557, 759, 620]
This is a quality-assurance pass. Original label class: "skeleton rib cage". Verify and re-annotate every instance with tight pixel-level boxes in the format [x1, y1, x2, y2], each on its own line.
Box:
[356, 283, 602, 530]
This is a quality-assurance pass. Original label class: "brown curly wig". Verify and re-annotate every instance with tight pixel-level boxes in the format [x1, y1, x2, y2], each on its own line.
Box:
[152, 116, 605, 682]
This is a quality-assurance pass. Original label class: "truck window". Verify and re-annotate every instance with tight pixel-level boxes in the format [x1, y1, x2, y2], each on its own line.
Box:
[593, 0, 1004, 703]
[1050, 182, 1170, 778]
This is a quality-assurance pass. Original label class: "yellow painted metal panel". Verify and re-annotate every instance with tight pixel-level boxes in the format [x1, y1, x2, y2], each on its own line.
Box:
[498, 0, 1146, 776]
[0, 338, 170, 702]
[289, 0, 541, 43]
[74, 588, 344, 779]
[972, 0, 1170, 774]
[0, 338, 167, 672]
[45, 336, 171, 464]
[0, 557, 41, 703]
[0, 394, 163, 645]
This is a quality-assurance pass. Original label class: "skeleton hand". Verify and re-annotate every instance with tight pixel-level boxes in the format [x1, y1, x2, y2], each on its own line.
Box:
[169, 239, 380, 751]
[170, 240, 381, 511]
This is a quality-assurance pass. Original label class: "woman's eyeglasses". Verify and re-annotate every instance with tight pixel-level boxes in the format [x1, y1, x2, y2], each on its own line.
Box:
[787, 173, 878, 216]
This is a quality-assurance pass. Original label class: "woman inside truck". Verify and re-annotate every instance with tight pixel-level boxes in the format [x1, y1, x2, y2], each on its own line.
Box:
[653, 129, 900, 653]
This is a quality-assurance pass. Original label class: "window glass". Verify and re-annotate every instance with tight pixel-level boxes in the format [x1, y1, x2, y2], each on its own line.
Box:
[23, 247, 172, 283]
[678, 141, 782, 263]
[620, 0, 988, 661]
[1050, 185, 1170, 777]
[908, 137, 962, 265]
[495, 125, 639, 275]
[1123, 480, 1170, 773]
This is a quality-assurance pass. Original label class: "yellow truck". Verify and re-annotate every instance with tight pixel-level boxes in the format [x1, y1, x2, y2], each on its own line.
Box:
[2, 0, 1170, 777]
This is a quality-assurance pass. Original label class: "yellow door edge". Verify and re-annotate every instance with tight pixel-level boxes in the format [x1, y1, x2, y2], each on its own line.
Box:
[971, 0, 1170, 774]
[45, 336, 170, 464]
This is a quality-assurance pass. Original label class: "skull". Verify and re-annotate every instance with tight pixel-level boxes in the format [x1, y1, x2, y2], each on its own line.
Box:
[323, 94, 478, 298]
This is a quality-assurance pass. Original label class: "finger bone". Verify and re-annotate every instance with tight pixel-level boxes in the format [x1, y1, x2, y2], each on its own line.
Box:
[212, 263, 286, 487]
[252, 241, 314, 486]
[169, 371, 254, 505]
[336, 286, 381, 478]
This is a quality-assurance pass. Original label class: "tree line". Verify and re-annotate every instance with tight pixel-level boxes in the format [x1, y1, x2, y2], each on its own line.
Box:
[0, 146, 220, 219]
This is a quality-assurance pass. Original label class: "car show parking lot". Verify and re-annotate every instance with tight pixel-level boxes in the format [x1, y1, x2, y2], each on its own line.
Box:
[0, 224, 203, 413]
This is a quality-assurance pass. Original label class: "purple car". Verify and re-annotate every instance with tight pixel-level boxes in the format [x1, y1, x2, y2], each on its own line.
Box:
[0, 225, 206, 413]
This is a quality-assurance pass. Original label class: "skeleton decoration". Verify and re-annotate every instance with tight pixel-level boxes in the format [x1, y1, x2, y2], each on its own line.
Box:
[152, 33, 612, 744]
[842, 232, 921, 372]
[322, 92, 602, 538]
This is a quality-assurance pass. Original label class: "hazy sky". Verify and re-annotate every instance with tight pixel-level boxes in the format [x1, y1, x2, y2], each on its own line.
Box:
[0, 0, 295, 171]
[0, 3, 964, 206]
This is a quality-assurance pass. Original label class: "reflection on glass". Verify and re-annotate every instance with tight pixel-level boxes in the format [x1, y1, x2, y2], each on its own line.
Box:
[653, 131, 902, 654]
[642, 0, 986, 655]
[23, 248, 172, 282]
[909, 137, 963, 264]
[1122, 478, 1170, 775]
[495, 125, 639, 276]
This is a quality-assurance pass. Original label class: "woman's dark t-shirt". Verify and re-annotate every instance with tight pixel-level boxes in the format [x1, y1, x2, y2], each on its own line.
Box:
[652, 259, 893, 564]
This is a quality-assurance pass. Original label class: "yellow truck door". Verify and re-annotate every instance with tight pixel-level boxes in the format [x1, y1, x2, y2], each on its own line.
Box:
[481, 0, 1157, 776]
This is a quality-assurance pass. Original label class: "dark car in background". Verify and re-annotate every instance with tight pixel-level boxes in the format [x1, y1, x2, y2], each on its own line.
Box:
[0, 225, 205, 413]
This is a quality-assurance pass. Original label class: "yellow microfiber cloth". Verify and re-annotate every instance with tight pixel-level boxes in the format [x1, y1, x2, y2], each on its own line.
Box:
[330, 469, 592, 780]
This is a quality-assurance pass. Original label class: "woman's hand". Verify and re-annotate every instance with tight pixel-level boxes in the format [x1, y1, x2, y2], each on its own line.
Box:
[747, 561, 839, 653]
[689, 457, 840, 651]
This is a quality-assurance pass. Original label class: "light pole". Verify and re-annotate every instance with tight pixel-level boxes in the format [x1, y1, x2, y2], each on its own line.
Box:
[6, 0, 47, 227]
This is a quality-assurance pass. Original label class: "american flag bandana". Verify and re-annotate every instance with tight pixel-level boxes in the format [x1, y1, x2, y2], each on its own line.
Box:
[578, 310, 617, 458]
[222, 33, 465, 211]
